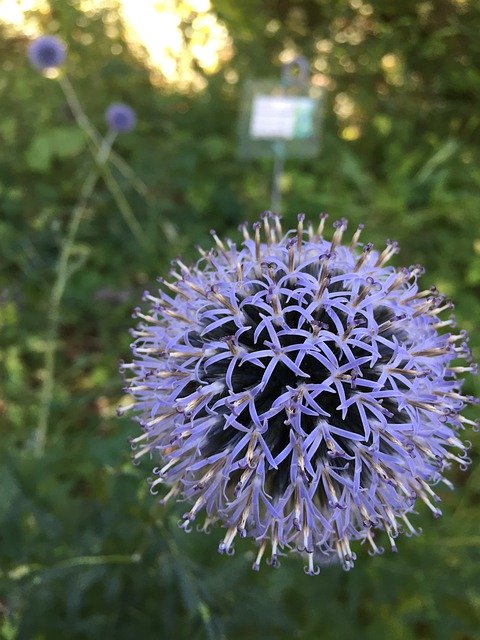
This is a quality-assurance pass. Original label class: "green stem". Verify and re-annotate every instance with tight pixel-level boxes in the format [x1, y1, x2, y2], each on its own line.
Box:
[8, 554, 140, 581]
[60, 75, 150, 247]
[452, 462, 480, 517]
[160, 520, 220, 640]
[34, 132, 116, 457]
[47, 553, 140, 570]
[97, 159, 150, 249]
[440, 536, 480, 547]
[58, 74, 150, 198]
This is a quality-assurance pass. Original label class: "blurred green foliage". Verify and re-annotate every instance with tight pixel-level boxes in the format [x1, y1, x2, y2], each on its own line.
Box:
[1, 0, 480, 638]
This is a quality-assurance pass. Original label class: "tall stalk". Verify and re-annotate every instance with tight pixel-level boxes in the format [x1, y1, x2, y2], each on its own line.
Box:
[34, 132, 116, 456]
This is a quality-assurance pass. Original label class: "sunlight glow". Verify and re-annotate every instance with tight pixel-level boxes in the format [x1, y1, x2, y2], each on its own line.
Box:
[1, 0, 233, 90]
[119, 0, 233, 89]
[0, 0, 48, 35]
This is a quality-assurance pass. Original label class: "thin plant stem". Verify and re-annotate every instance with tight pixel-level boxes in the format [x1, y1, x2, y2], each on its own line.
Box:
[441, 536, 480, 547]
[34, 132, 116, 457]
[95, 154, 150, 249]
[160, 520, 221, 640]
[60, 75, 150, 247]
[453, 461, 480, 517]
[58, 74, 150, 198]
[8, 554, 140, 580]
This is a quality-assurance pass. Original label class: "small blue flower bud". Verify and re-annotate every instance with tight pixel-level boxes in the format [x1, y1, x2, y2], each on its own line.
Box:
[28, 35, 66, 71]
[105, 103, 137, 133]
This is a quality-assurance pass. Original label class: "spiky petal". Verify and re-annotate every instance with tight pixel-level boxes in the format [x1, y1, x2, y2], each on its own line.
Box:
[122, 213, 478, 573]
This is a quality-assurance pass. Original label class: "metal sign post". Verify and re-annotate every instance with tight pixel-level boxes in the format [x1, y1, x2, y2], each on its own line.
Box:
[271, 139, 286, 213]
[238, 55, 324, 214]
[271, 57, 308, 213]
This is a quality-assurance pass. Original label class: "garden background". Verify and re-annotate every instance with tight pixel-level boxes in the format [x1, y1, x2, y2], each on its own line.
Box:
[1, 0, 480, 638]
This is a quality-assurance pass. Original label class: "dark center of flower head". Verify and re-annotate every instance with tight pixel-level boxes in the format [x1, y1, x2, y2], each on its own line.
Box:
[123, 213, 477, 574]
[105, 104, 136, 133]
[28, 36, 66, 70]
[39, 44, 58, 65]
[112, 113, 129, 128]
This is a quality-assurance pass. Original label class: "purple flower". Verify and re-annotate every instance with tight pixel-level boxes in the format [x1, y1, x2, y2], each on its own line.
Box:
[28, 35, 66, 71]
[122, 213, 478, 574]
[105, 103, 137, 133]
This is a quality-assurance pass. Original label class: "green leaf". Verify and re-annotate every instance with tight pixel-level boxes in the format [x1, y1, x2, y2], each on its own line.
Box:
[25, 127, 86, 172]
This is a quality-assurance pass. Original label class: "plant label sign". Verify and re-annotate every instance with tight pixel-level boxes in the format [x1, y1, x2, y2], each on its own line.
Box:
[249, 95, 316, 140]
[238, 79, 324, 159]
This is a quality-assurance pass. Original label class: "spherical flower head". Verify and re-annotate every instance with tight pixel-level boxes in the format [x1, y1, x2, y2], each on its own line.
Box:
[28, 35, 66, 71]
[105, 103, 137, 133]
[122, 213, 478, 574]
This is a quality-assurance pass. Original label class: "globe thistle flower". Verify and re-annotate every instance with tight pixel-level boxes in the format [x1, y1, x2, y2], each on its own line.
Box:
[28, 35, 66, 71]
[105, 103, 137, 134]
[121, 213, 478, 574]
